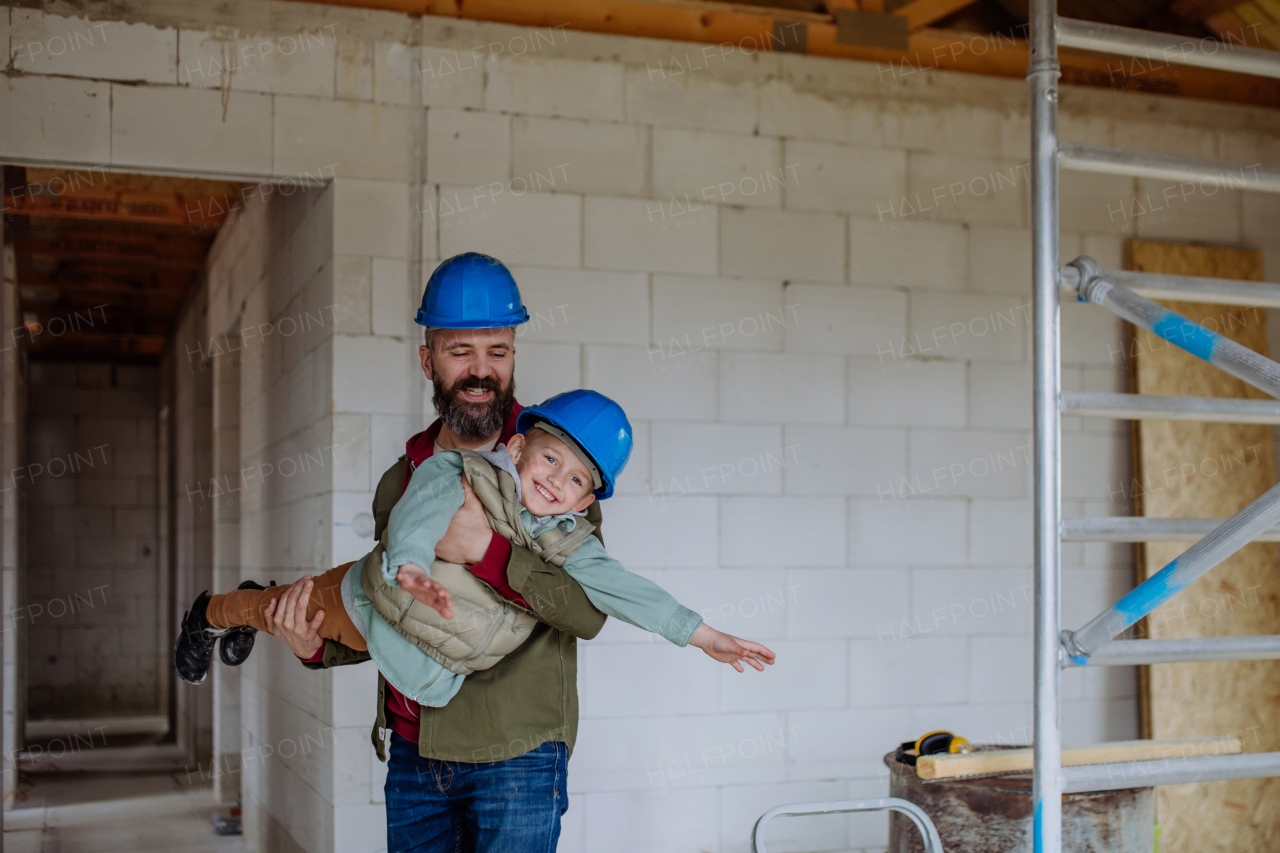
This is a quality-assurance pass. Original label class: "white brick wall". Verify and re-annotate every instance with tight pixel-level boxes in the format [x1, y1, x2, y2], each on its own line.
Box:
[653, 128, 782, 208]
[8, 3, 1268, 849]
[25, 364, 161, 719]
[12, 11, 176, 83]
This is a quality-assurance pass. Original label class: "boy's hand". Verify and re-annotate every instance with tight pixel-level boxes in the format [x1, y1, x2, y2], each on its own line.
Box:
[396, 563, 455, 620]
[688, 623, 776, 673]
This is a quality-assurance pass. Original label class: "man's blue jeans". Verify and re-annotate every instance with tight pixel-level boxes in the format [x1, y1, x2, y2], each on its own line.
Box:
[384, 732, 569, 853]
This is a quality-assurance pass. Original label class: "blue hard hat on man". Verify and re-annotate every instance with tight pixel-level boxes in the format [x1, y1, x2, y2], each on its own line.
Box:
[418, 252, 529, 329]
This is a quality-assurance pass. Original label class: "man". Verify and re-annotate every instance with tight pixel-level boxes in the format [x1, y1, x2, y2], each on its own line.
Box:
[270, 252, 606, 853]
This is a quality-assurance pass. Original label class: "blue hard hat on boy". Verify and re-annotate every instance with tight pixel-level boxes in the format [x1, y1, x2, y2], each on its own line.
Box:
[417, 252, 530, 329]
[517, 390, 632, 500]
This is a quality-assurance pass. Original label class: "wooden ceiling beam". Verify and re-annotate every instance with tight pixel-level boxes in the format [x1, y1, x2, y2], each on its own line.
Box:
[4, 187, 235, 228]
[18, 251, 206, 273]
[15, 232, 209, 262]
[1172, 0, 1249, 21]
[25, 332, 167, 357]
[293, 0, 1280, 108]
[893, 0, 980, 31]
[1204, 11, 1267, 47]
[17, 267, 196, 292]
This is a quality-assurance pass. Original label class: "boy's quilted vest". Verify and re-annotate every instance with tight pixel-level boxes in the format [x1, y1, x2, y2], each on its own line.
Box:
[361, 449, 594, 675]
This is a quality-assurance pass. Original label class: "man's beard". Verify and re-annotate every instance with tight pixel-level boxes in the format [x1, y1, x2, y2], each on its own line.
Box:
[432, 373, 516, 441]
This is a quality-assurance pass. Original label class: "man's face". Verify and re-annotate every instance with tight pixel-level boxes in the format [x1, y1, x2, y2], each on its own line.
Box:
[506, 428, 597, 516]
[420, 328, 517, 441]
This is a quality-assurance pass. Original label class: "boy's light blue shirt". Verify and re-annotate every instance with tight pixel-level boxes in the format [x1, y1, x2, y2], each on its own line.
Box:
[349, 448, 703, 707]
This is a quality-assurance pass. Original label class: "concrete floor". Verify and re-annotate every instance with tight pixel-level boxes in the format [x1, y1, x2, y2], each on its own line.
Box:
[4, 771, 250, 852]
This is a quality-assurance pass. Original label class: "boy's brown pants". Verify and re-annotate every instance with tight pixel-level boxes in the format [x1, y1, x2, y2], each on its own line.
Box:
[204, 562, 368, 652]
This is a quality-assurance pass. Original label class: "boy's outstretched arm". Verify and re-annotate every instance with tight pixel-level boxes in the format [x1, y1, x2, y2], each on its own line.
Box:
[688, 623, 776, 672]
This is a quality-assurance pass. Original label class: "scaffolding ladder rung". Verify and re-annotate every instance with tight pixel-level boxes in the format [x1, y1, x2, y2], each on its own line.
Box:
[1061, 751, 1280, 794]
[1058, 142, 1280, 194]
[1058, 265, 1280, 308]
[1057, 17, 1280, 80]
[1061, 392, 1280, 424]
[1062, 517, 1280, 542]
[1063, 636, 1280, 667]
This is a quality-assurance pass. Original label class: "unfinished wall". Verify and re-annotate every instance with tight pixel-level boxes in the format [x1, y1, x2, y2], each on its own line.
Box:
[23, 362, 160, 720]
[210, 350, 241, 803]
[188, 180, 361, 851]
[168, 299, 214, 765]
[1, 232, 23, 809]
[5, 2, 1280, 851]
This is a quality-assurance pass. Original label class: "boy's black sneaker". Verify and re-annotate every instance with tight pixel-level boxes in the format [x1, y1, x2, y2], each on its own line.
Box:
[218, 580, 275, 667]
[174, 591, 227, 685]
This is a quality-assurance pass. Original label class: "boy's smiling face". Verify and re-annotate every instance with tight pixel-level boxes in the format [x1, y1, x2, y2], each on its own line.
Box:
[506, 428, 597, 517]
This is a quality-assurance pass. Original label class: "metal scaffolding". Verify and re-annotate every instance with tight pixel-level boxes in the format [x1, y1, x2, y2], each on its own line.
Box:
[1030, 2, 1280, 849]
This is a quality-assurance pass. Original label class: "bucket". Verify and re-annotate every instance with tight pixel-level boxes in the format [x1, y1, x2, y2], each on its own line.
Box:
[884, 748, 1155, 853]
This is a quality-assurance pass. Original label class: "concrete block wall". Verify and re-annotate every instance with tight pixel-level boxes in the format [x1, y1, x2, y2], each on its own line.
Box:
[1, 239, 24, 809]
[195, 182, 356, 852]
[408, 20, 1280, 853]
[167, 281, 215, 766]
[210, 353, 243, 803]
[5, 2, 1280, 851]
[23, 362, 160, 720]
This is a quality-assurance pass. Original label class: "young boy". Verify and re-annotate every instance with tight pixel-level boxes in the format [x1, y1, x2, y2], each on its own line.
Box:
[175, 390, 774, 704]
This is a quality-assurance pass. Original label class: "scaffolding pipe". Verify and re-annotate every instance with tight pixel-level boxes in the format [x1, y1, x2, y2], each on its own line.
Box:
[1062, 517, 1280, 542]
[1061, 392, 1280, 423]
[1063, 481, 1280, 661]
[1059, 263, 1280, 309]
[751, 799, 943, 853]
[1029, 0, 1062, 847]
[1061, 752, 1280, 794]
[1056, 17, 1280, 80]
[1070, 258, 1280, 401]
[1062, 636, 1280, 667]
[1058, 142, 1280, 193]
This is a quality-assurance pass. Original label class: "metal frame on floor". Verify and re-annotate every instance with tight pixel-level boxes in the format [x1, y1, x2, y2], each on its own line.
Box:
[1030, 1, 1280, 849]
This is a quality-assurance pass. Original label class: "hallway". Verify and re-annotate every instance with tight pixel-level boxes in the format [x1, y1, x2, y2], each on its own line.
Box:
[5, 772, 250, 853]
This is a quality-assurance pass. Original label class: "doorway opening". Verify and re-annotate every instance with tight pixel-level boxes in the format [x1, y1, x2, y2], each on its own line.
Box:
[1, 164, 246, 801]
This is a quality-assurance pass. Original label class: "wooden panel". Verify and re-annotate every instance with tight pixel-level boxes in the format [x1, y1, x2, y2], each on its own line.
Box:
[1128, 240, 1280, 853]
[836, 8, 908, 48]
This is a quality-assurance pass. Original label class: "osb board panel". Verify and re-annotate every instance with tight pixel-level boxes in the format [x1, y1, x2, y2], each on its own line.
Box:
[1128, 240, 1280, 852]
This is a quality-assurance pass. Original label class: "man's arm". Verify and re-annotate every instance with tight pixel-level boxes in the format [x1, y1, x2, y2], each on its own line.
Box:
[433, 480, 609, 640]
[386, 452, 609, 639]
[266, 577, 374, 669]
[504, 500, 608, 640]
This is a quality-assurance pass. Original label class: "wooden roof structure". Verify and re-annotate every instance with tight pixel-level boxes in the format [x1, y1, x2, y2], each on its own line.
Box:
[293, 0, 1280, 108]
[2, 167, 246, 361]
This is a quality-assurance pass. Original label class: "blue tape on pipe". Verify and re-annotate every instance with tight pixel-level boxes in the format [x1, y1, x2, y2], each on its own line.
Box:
[1112, 558, 1188, 626]
[1070, 655, 1088, 666]
[1033, 800, 1042, 853]
[1152, 312, 1220, 362]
